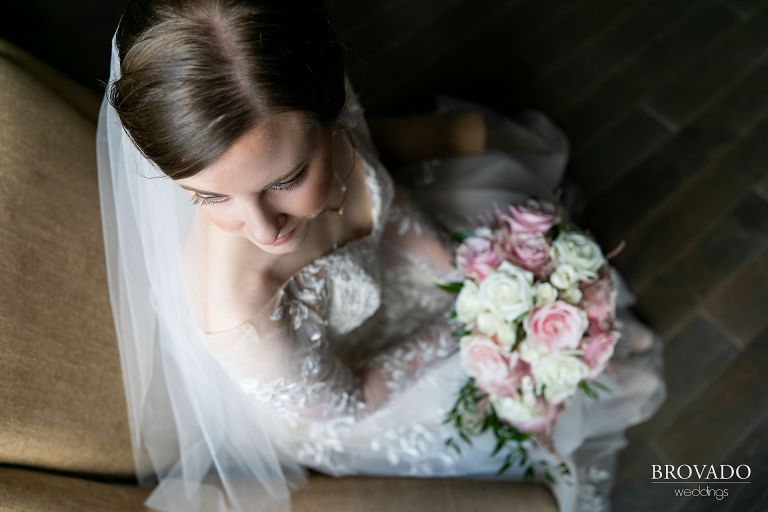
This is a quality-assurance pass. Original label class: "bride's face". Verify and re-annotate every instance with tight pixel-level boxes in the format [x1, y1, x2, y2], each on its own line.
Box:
[177, 112, 338, 254]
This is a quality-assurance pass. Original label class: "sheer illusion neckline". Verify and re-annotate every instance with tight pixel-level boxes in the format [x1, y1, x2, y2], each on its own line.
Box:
[201, 147, 385, 337]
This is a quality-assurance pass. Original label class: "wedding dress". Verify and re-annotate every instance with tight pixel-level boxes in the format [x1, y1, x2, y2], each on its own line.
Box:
[97, 28, 664, 509]
[190, 81, 667, 511]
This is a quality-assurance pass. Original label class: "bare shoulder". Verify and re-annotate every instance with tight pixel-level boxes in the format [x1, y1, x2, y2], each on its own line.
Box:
[182, 212, 279, 334]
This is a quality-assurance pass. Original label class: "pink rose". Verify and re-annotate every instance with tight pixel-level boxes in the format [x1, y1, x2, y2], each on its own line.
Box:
[580, 330, 617, 379]
[501, 230, 554, 278]
[497, 199, 558, 236]
[457, 230, 504, 281]
[579, 274, 616, 330]
[523, 300, 589, 352]
[459, 335, 521, 398]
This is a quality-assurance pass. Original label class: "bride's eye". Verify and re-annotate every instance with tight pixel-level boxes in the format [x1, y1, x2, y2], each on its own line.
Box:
[190, 193, 227, 206]
[271, 166, 308, 192]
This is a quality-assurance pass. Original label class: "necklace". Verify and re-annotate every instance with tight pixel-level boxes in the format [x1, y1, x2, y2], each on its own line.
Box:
[333, 168, 348, 216]
[328, 130, 357, 250]
[328, 133, 356, 216]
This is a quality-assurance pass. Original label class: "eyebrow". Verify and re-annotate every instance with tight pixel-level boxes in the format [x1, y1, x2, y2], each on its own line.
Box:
[179, 158, 308, 197]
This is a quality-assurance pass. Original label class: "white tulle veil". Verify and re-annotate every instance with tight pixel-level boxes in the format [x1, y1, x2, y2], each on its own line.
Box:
[96, 30, 309, 511]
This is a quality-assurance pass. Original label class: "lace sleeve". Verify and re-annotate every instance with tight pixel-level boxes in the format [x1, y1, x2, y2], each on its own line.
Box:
[200, 262, 368, 425]
[359, 313, 459, 410]
[200, 258, 460, 425]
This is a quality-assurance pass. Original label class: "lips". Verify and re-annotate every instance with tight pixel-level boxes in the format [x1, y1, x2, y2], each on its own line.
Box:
[269, 226, 296, 246]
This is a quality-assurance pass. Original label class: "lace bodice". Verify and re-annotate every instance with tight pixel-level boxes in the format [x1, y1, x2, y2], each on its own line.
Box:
[200, 77, 465, 432]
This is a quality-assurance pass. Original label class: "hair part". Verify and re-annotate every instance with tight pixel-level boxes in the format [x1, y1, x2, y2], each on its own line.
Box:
[110, 0, 349, 179]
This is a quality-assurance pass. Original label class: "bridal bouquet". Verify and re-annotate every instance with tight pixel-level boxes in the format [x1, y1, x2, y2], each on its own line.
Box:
[439, 198, 622, 481]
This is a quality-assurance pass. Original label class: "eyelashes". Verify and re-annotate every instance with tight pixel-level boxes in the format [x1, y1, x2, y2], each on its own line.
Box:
[189, 166, 309, 206]
[271, 166, 309, 192]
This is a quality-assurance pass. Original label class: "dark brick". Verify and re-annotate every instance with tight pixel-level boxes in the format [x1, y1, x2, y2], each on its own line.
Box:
[505, 0, 641, 92]
[363, 0, 578, 111]
[612, 442, 686, 511]
[615, 144, 768, 294]
[646, 5, 768, 125]
[582, 56, 768, 263]
[676, 413, 768, 511]
[633, 314, 739, 439]
[653, 323, 768, 465]
[558, 1, 740, 152]
[568, 105, 671, 202]
[522, 0, 694, 115]
[703, 246, 768, 345]
[629, 193, 768, 337]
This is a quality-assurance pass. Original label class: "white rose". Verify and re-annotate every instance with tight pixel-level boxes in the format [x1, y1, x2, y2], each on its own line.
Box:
[456, 280, 481, 323]
[497, 260, 535, 283]
[496, 321, 517, 348]
[476, 310, 500, 336]
[550, 232, 605, 281]
[529, 352, 588, 404]
[491, 376, 537, 419]
[478, 262, 534, 322]
[518, 339, 542, 363]
[475, 310, 518, 349]
[549, 263, 579, 290]
[533, 282, 558, 306]
[560, 286, 583, 304]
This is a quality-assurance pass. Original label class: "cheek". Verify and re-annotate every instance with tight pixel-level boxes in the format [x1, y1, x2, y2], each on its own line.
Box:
[204, 209, 242, 233]
[289, 162, 334, 216]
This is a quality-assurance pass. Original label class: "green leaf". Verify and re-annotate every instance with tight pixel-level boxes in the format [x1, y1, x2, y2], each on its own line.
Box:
[523, 465, 535, 481]
[435, 281, 464, 293]
[451, 231, 469, 243]
[578, 380, 599, 400]
[490, 438, 505, 457]
[496, 460, 512, 476]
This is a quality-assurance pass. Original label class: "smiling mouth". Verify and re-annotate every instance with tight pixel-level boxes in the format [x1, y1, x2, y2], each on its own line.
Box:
[268, 226, 297, 245]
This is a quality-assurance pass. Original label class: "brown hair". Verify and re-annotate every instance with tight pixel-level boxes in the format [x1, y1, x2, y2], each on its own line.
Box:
[109, 0, 349, 180]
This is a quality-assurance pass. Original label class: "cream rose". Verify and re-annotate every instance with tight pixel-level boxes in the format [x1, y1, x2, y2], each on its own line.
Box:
[550, 232, 605, 281]
[456, 280, 481, 323]
[528, 350, 588, 404]
[560, 285, 583, 304]
[490, 376, 558, 433]
[477, 260, 534, 322]
[549, 263, 579, 290]
[533, 282, 558, 307]
[476, 311, 518, 348]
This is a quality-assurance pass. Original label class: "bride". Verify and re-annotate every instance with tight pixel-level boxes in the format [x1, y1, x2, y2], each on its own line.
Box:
[97, 0, 666, 510]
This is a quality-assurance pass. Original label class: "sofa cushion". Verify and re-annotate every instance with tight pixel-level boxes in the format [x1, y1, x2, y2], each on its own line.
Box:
[0, 467, 150, 512]
[0, 466, 557, 512]
[0, 43, 136, 476]
[293, 472, 558, 512]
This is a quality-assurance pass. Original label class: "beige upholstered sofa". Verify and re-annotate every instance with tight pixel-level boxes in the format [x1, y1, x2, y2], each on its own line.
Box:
[0, 38, 558, 512]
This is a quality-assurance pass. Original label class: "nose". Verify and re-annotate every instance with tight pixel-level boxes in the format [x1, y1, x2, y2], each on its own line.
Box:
[239, 196, 283, 245]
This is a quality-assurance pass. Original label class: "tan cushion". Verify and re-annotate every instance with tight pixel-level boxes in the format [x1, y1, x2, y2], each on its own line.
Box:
[0, 466, 151, 512]
[0, 466, 557, 512]
[294, 473, 558, 512]
[0, 39, 100, 123]
[0, 44, 136, 476]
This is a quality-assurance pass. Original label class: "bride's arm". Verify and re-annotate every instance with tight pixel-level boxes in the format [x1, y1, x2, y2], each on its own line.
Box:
[366, 111, 487, 166]
[358, 316, 457, 410]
